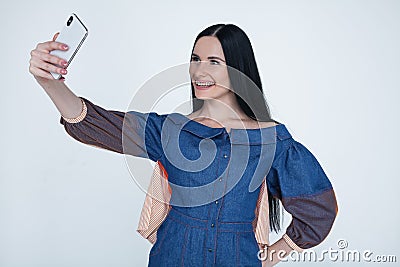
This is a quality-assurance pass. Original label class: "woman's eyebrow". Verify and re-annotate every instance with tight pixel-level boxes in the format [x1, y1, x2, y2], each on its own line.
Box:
[191, 53, 226, 62]
[208, 56, 226, 62]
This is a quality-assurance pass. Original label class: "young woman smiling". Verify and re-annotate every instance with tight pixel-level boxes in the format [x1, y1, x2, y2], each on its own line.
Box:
[29, 23, 338, 266]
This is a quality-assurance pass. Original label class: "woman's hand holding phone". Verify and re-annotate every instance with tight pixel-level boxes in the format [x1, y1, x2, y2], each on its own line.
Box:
[28, 14, 89, 121]
[29, 33, 69, 84]
[29, 13, 88, 83]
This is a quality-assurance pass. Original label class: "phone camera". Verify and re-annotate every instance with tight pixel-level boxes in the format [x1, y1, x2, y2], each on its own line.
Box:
[67, 16, 73, 26]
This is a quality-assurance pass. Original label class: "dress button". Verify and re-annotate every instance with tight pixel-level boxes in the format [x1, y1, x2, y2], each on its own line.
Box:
[211, 223, 215, 228]
[219, 178, 222, 182]
[215, 200, 218, 204]
[208, 248, 213, 252]
[223, 154, 228, 158]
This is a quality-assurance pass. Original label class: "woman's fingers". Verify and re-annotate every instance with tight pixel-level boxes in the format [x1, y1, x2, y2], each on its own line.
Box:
[30, 56, 67, 76]
[30, 49, 68, 68]
[29, 65, 55, 80]
[29, 35, 69, 80]
[52, 32, 60, 41]
[36, 40, 68, 53]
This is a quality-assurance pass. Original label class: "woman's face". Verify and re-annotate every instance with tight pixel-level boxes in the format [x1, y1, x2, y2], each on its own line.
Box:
[189, 36, 232, 101]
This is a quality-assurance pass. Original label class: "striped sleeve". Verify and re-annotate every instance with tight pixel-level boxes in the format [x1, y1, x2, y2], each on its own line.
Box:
[137, 161, 171, 244]
[253, 179, 270, 246]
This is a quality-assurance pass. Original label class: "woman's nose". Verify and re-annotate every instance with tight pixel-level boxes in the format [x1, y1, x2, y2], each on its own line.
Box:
[190, 61, 209, 78]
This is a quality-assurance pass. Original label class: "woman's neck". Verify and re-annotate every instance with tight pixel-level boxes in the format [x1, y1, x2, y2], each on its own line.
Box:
[195, 96, 248, 123]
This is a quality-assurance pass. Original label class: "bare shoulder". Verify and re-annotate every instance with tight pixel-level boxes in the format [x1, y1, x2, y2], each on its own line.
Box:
[247, 120, 279, 129]
[259, 120, 279, 127]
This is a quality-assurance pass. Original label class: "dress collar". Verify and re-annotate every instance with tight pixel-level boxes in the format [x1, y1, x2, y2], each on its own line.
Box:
[165, 113, 292, 144]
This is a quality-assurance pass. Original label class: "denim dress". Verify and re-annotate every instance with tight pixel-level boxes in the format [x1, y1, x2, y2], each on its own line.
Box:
[60, 97, 338, 267]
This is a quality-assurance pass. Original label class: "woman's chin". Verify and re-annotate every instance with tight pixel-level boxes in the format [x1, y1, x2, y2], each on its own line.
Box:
[195, 92, 215, 100]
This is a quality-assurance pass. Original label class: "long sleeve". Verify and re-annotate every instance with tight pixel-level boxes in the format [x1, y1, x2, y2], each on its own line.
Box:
[59, 97, 164, 162]
[137, 160, 171, 244]
[266, 139, 338, 251]
[253, 179, 270, 246]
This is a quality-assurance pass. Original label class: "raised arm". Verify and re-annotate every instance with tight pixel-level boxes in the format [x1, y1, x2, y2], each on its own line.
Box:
[29, 32, 83, 120]
[29, 34, 165, 161]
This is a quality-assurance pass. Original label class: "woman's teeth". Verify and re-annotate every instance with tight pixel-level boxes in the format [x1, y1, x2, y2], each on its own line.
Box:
[195, 81, 215, 87]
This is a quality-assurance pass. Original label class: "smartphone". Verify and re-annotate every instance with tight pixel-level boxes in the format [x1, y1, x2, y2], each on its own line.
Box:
[50, 13, 88, 80]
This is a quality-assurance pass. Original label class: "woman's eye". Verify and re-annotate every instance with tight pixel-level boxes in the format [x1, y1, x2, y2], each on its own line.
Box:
[191, 57, 200, 62]
[210, 60, 220, 65]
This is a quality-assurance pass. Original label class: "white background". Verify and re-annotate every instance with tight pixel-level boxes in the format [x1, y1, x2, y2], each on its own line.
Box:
[1, 0, 399, 266]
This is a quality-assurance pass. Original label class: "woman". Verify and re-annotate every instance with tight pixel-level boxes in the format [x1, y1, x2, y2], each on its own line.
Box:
[29, 23, 338, 266]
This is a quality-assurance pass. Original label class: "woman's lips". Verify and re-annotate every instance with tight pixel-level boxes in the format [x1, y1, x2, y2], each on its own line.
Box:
[193, 81, 216, 90]
[194, 84, 215, 90]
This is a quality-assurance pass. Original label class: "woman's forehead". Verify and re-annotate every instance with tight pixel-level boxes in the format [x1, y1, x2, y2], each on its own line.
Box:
[193, 36, 225, 60]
